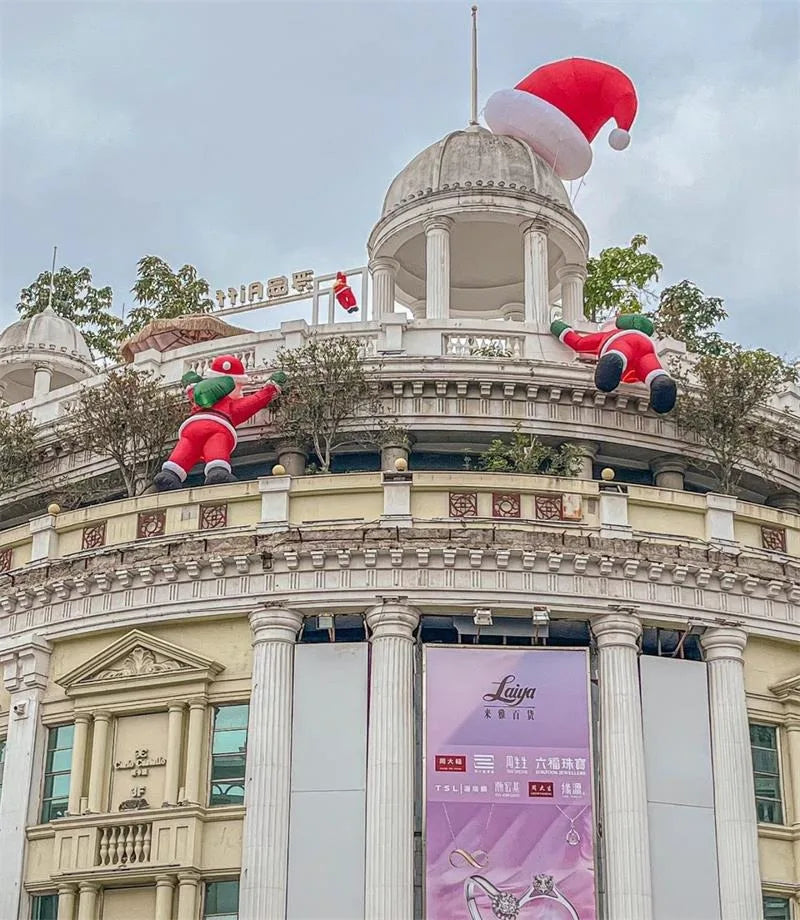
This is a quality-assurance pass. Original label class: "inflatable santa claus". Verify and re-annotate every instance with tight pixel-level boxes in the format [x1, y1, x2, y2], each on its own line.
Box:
[551, 314, 677, 414]
[153, 354, 287, 491]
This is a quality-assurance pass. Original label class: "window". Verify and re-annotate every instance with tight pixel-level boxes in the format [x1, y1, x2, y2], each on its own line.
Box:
[209, 704, 248, 806]
[204, 880, 239, 919]
[0, 738, 6, 802]
[750, 724, 784, 824]
[764, 895, 791, 920]
[31, 894, 58, 920]
[40, 724, 74, 822]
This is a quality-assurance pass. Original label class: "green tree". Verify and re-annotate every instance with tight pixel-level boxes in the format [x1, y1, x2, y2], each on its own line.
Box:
[677, 348, 797, 494]
[650, 280, 728, 356]
[128, 256, 215, 335]
[0, 408, 38, 493]
[584, 234, 663, 322]
[272, 336, 384, 473]
[478, 426, 581, 477]
[17, 266, 123, 361]
[66, 368, 185, 497]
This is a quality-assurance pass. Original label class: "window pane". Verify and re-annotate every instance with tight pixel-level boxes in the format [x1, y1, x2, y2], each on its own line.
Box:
[212, 730, 247, 755]
[46, 749, 72, 774]
[52, 724, 75, 749]
[210, 783, 244, 806]
[31, 894, 58, 920]
[752, 748, 779, 774]
[213, 705, 249, 731]
[205, 880, 239, 914]
[763, 895, 790, 920]
[756, 799, 783, 824]
[43, 773, 71, 799]
[211, 755, 246, 781]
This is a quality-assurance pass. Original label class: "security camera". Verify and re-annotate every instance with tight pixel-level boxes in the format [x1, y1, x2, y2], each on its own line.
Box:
[12, 701, 28, 718]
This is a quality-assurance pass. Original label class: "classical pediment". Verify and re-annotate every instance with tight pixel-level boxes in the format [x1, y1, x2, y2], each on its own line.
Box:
[769, 672, 800, 703]
[58, 629, 224, 699]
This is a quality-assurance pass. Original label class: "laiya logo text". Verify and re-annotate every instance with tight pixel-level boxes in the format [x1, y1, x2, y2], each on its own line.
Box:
[483, 674, 536, 708]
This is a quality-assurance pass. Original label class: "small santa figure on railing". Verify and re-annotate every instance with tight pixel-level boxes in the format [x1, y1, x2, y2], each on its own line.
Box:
[153, 354, 287, 491]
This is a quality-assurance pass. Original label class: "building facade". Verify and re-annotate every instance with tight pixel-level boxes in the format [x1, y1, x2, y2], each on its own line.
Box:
[0, 126, 799, 920]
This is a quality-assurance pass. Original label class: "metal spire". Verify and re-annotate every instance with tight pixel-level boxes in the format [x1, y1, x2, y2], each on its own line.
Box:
[470, 5, 479, 127]
[46, 246, 57, 313]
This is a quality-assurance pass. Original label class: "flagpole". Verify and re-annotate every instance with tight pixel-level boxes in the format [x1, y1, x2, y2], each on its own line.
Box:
[469, 5, 479, 126]
[47, 246, 57, 311]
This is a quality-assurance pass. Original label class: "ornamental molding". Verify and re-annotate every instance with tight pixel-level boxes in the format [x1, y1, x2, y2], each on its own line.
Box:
[0, 528, 797, 644]
[57, 628, 224, 699]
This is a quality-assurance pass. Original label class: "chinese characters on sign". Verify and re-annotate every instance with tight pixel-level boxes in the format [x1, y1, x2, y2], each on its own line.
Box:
[215, 269, 315, 309]
[425, 647, 597, 919]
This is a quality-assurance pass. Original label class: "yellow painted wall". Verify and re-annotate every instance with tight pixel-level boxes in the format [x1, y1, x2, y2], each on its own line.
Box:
[101, 885, 156, 920]
[744, 637, 799, 697]
[627, 503, 706, 540]
[199, 817, 244, 871]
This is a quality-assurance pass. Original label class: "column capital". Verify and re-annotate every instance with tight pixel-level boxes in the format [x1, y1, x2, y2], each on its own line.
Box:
[77, 881, 100, 893]
[573, 440, 600, 458]
[370, 256, 400, 275]
[155, 873, 176, 884]
[92, 710, 112, 723]
[177, 871, 200, 883]
[521, 218, 549, 235]
[365, 602, 420, 639]
[74, 712, 92, 725]
[249, 606, 304, 644]
[701, 625, 747, 663]
[33, 360, 53, 372]
[649, 455, 688, 476]
[186, 697, 207, 710]
[57, 883, 78, 894]
[423, 215, 454, 234]
[556, 263, 587, 283]
[168, 701, 187, 713]
[591, 611, 642, 649]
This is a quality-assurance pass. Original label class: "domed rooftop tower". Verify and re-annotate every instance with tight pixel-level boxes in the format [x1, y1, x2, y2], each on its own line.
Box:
[0, 306, 95, 404]
[367, 125, 589, 325]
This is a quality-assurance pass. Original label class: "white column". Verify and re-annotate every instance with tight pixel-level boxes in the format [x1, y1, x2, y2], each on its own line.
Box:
[592, 612, 653, 920]
[786, 718, 800, 826]
[523, 220, 550, 328]
[76, 882, 99, 920]
[424, 217, 453, 320]
[163, 703, 185, 806]
[700, 627, 762, 920]
[364, 602, 420, 920]
[183, 699, 207, 805]
[370, 257, 399, 319]
[154, 875, 176, 920]
[86, 711, 111, 813]
[176, 873, 199, 920]
[650, 457, 687, 491]
[33, 362, 53, 398]
[57, 884, 77, 920]
[574, 440, 598, 481]
[556, 263, 587, 325]
[0, 637, 51, 920]
[67, 713, 90, 815]
[239, 606, 304, 920]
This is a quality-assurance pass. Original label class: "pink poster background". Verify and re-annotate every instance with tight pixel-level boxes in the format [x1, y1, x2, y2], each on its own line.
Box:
[425, 646, 596, 919]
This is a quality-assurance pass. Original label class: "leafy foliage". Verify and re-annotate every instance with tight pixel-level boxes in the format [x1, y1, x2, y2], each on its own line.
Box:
[478, 427, 581, 477]
[650, 280, 728, 356]
[66, 368, 185, 497]
[676, 349, 797, 494]
[128, 256, 214, 335]
[584, 234, 662, 322]
[0, 408, 38, 493]
[272, 336, 384, 473]
[17, 266, 123, 361]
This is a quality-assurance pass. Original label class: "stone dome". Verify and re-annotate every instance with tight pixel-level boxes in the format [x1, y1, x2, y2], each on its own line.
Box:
[0, 306, 92, 361]
[381, 126, 572, 216]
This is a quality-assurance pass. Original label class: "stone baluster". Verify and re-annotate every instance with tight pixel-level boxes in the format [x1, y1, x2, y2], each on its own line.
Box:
[364, 602, 421, 920]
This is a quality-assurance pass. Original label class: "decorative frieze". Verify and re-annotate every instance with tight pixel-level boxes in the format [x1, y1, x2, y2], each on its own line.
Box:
[137, 510, 166, 539]
[493, 492, 521, 518]
[200, 502, 228, 530]
[449, 491, 477, 517]
[82, 522, 106, 550]
[761, 526, 787, 553]
[0, 548, 12, 573]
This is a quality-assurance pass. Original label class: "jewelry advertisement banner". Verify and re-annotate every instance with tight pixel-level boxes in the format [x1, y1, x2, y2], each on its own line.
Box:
[424, 646, 595, 920]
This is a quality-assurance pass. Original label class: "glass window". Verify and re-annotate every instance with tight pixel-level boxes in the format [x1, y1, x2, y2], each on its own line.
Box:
[209, 704, 248, 807]
[40, 724, 74, 822]
[31, 894, 58, 920]
[763, 895, 791, 920]
[750, 723, 784, 825]
[204, 880, 239, 919]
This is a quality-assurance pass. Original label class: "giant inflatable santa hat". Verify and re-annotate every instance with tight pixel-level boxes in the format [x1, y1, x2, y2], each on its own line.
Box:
[484, 57, 638, 180]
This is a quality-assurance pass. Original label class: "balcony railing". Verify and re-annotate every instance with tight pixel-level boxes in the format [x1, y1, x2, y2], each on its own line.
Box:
[97, 821, 152, 867]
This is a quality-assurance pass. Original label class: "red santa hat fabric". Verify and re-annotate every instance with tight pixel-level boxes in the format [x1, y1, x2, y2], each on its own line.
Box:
[484, 57, 638, 180]
[206, 354, 249, 383]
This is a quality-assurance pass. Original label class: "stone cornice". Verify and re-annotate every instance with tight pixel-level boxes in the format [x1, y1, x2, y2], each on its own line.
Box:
[0, 528, 797, 644]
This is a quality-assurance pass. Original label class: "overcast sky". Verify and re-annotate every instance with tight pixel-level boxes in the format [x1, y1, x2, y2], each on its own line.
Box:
[1, 0, 798, 355]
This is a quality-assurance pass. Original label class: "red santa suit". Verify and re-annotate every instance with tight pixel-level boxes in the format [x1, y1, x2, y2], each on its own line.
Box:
[551, 315, 676, 414]
[155, 354, 283, 489]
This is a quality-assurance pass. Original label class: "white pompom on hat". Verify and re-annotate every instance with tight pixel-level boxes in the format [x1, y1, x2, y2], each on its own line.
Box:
[206, 354, 249, 383]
